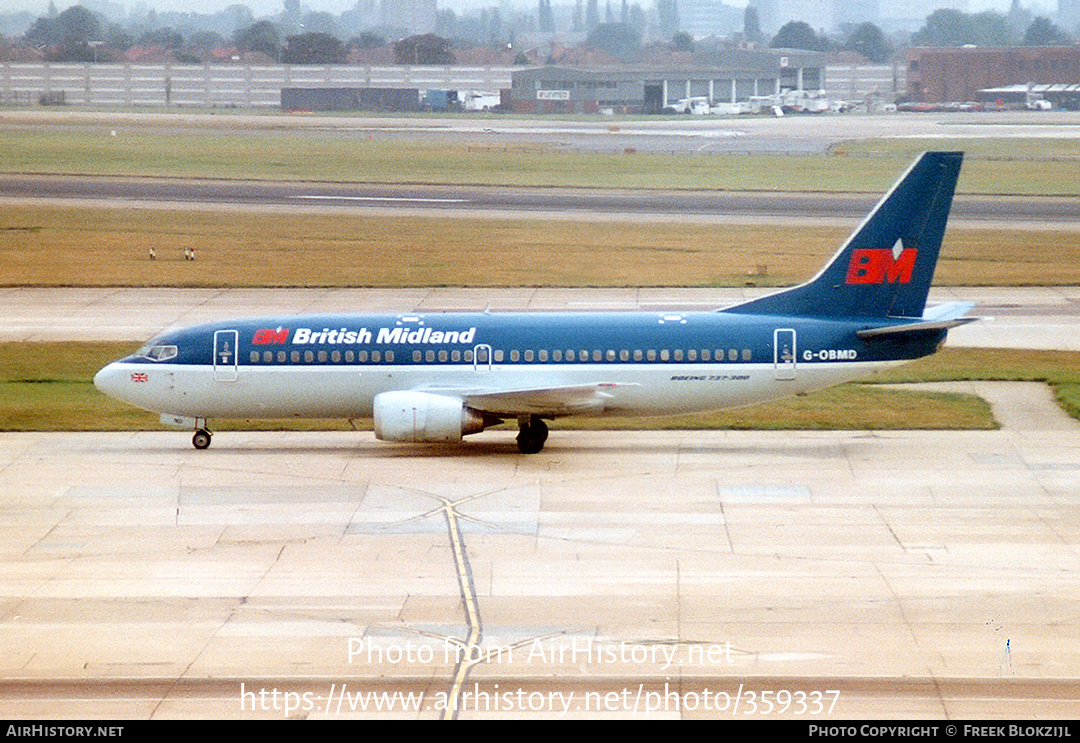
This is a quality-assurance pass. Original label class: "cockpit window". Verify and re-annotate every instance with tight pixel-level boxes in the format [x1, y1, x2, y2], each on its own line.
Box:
[135, 344, 178, 362]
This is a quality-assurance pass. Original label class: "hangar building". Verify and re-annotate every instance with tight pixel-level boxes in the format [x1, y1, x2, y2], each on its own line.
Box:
[510, 50, 825, 114]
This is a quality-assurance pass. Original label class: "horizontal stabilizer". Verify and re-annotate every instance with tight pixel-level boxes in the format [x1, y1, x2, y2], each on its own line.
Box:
[856, 317, 977, 339]
[856, 302, 978, 339]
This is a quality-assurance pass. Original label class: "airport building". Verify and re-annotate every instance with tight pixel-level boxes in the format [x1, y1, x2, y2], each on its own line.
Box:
[906, 46, 1080, 104]
[509, 50, 825, 114]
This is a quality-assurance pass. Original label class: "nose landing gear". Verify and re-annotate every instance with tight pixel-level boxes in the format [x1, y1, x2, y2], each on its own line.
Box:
[192, 428, 213, 450]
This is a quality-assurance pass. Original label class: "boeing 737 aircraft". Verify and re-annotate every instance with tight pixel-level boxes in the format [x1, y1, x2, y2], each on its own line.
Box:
[95, 151, 973, 453]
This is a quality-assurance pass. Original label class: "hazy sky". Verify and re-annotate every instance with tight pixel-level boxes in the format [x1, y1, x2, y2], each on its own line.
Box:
[11, 0, 1021, 16]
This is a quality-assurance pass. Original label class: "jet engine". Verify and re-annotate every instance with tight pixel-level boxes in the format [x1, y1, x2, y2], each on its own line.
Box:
[373, 391, 492, 443]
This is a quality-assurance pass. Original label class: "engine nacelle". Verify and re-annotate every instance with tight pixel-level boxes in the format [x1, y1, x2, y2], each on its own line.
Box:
[373, 391, 489, 443]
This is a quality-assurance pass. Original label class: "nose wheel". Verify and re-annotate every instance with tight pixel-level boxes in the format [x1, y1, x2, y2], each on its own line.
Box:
[192, 429, 213, 450]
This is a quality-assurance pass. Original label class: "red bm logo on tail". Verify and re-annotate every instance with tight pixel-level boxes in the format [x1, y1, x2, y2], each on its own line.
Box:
[252, 327, 290, 344]
[845, 248, 918, 285]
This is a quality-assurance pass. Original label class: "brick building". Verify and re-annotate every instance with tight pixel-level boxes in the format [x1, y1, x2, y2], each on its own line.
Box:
[906, 46, 1080, 103]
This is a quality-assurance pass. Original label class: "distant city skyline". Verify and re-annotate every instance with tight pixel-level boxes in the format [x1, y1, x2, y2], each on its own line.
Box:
[2, 0, 1054, 27]
[5, 0, 1030, 17]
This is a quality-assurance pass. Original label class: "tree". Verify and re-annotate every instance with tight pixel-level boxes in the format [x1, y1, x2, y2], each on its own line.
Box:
[349, 31, 386, 50]
[672, 31, 693, 52]
[234, 20, 281, 59]
[393, 34, 454, 65]
[25, 5, 102, 48]
[282, 32, 344, 64]
[912, 9, 1011, 47]
[138, 28, 183, 50]
[770, 21, 828, 52]
[25, 5, 103, 61]
[585, 22, 641, 62]
[911, 8, 971, 46]
[1023, 17, 1072, 46]
[846, 22, 892, 63]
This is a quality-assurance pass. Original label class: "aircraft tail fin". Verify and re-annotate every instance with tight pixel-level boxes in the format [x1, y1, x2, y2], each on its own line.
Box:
[724, 151, 963, 320]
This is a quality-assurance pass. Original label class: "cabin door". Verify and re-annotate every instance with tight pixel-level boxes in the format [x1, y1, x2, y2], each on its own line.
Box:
[774, 328, 796, 381]
[213, 329, 239, 382]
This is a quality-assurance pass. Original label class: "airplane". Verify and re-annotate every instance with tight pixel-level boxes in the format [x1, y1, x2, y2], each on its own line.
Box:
[94, 151, 974, 454]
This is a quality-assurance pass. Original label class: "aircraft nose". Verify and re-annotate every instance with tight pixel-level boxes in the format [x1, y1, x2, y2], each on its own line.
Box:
[93, 363, 126, 400]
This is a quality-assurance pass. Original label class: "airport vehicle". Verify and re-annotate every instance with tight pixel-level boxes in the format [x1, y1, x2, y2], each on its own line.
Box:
[95, 152, 972, 453]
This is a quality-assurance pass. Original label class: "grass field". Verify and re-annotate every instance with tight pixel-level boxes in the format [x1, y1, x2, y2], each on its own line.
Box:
[3, 128, 1080, 195]
[4, 343, 1080, 433]
[4, 204, 1080, 288]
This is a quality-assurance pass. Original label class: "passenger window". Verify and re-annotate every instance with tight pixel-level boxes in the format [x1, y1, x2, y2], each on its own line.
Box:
[277, 351, 286, 363]
[357, 351, 367, 362]
[304, 351, 314, 363]
[729, 349, 738, 361]
[386, 351, 394, 362]
[426, 350, 435, 362]
[510, 350, 520, 362]
[452, 350, 461, 362]
[291, 351, 300, 363]
[264, 351, 273, 363]
[660, 350, 670, 361]
[413, 350, 422, 362]
[538, 349, 548, 362]
[688, 349, 697, 361]
[606, 350, 616, 362]
[439, 350, 448, 362]
[553, 350, 563, 362]
[524, 350, 534, 362]
[250, 351, 259, 363]
[743, 349, 752, 361]
[634, 350, 643, 361]
[619, 350, 629, 362]
[372, 351, 381, 362]
[674, 349, 683, 361]
[332, 351, 341, 363]
[494, 350, 504, 362]
[647, 350, 656, 361]
[702, 349, 711, 361]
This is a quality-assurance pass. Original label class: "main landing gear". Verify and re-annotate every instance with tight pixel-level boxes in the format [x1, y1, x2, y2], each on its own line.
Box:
[516, 415, 548, 454]
[192, 428, 213, 450]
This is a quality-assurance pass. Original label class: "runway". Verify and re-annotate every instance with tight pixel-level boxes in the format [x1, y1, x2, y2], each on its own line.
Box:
[2, 174, 1079, 228]
[1, 287, 1080, 718]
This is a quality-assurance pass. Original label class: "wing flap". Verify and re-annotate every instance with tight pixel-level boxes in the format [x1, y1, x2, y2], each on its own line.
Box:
[463, 382, 637, 417]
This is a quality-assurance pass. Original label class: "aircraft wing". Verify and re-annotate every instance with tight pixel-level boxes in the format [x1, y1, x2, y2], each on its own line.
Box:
[418, 382, 637, 417]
